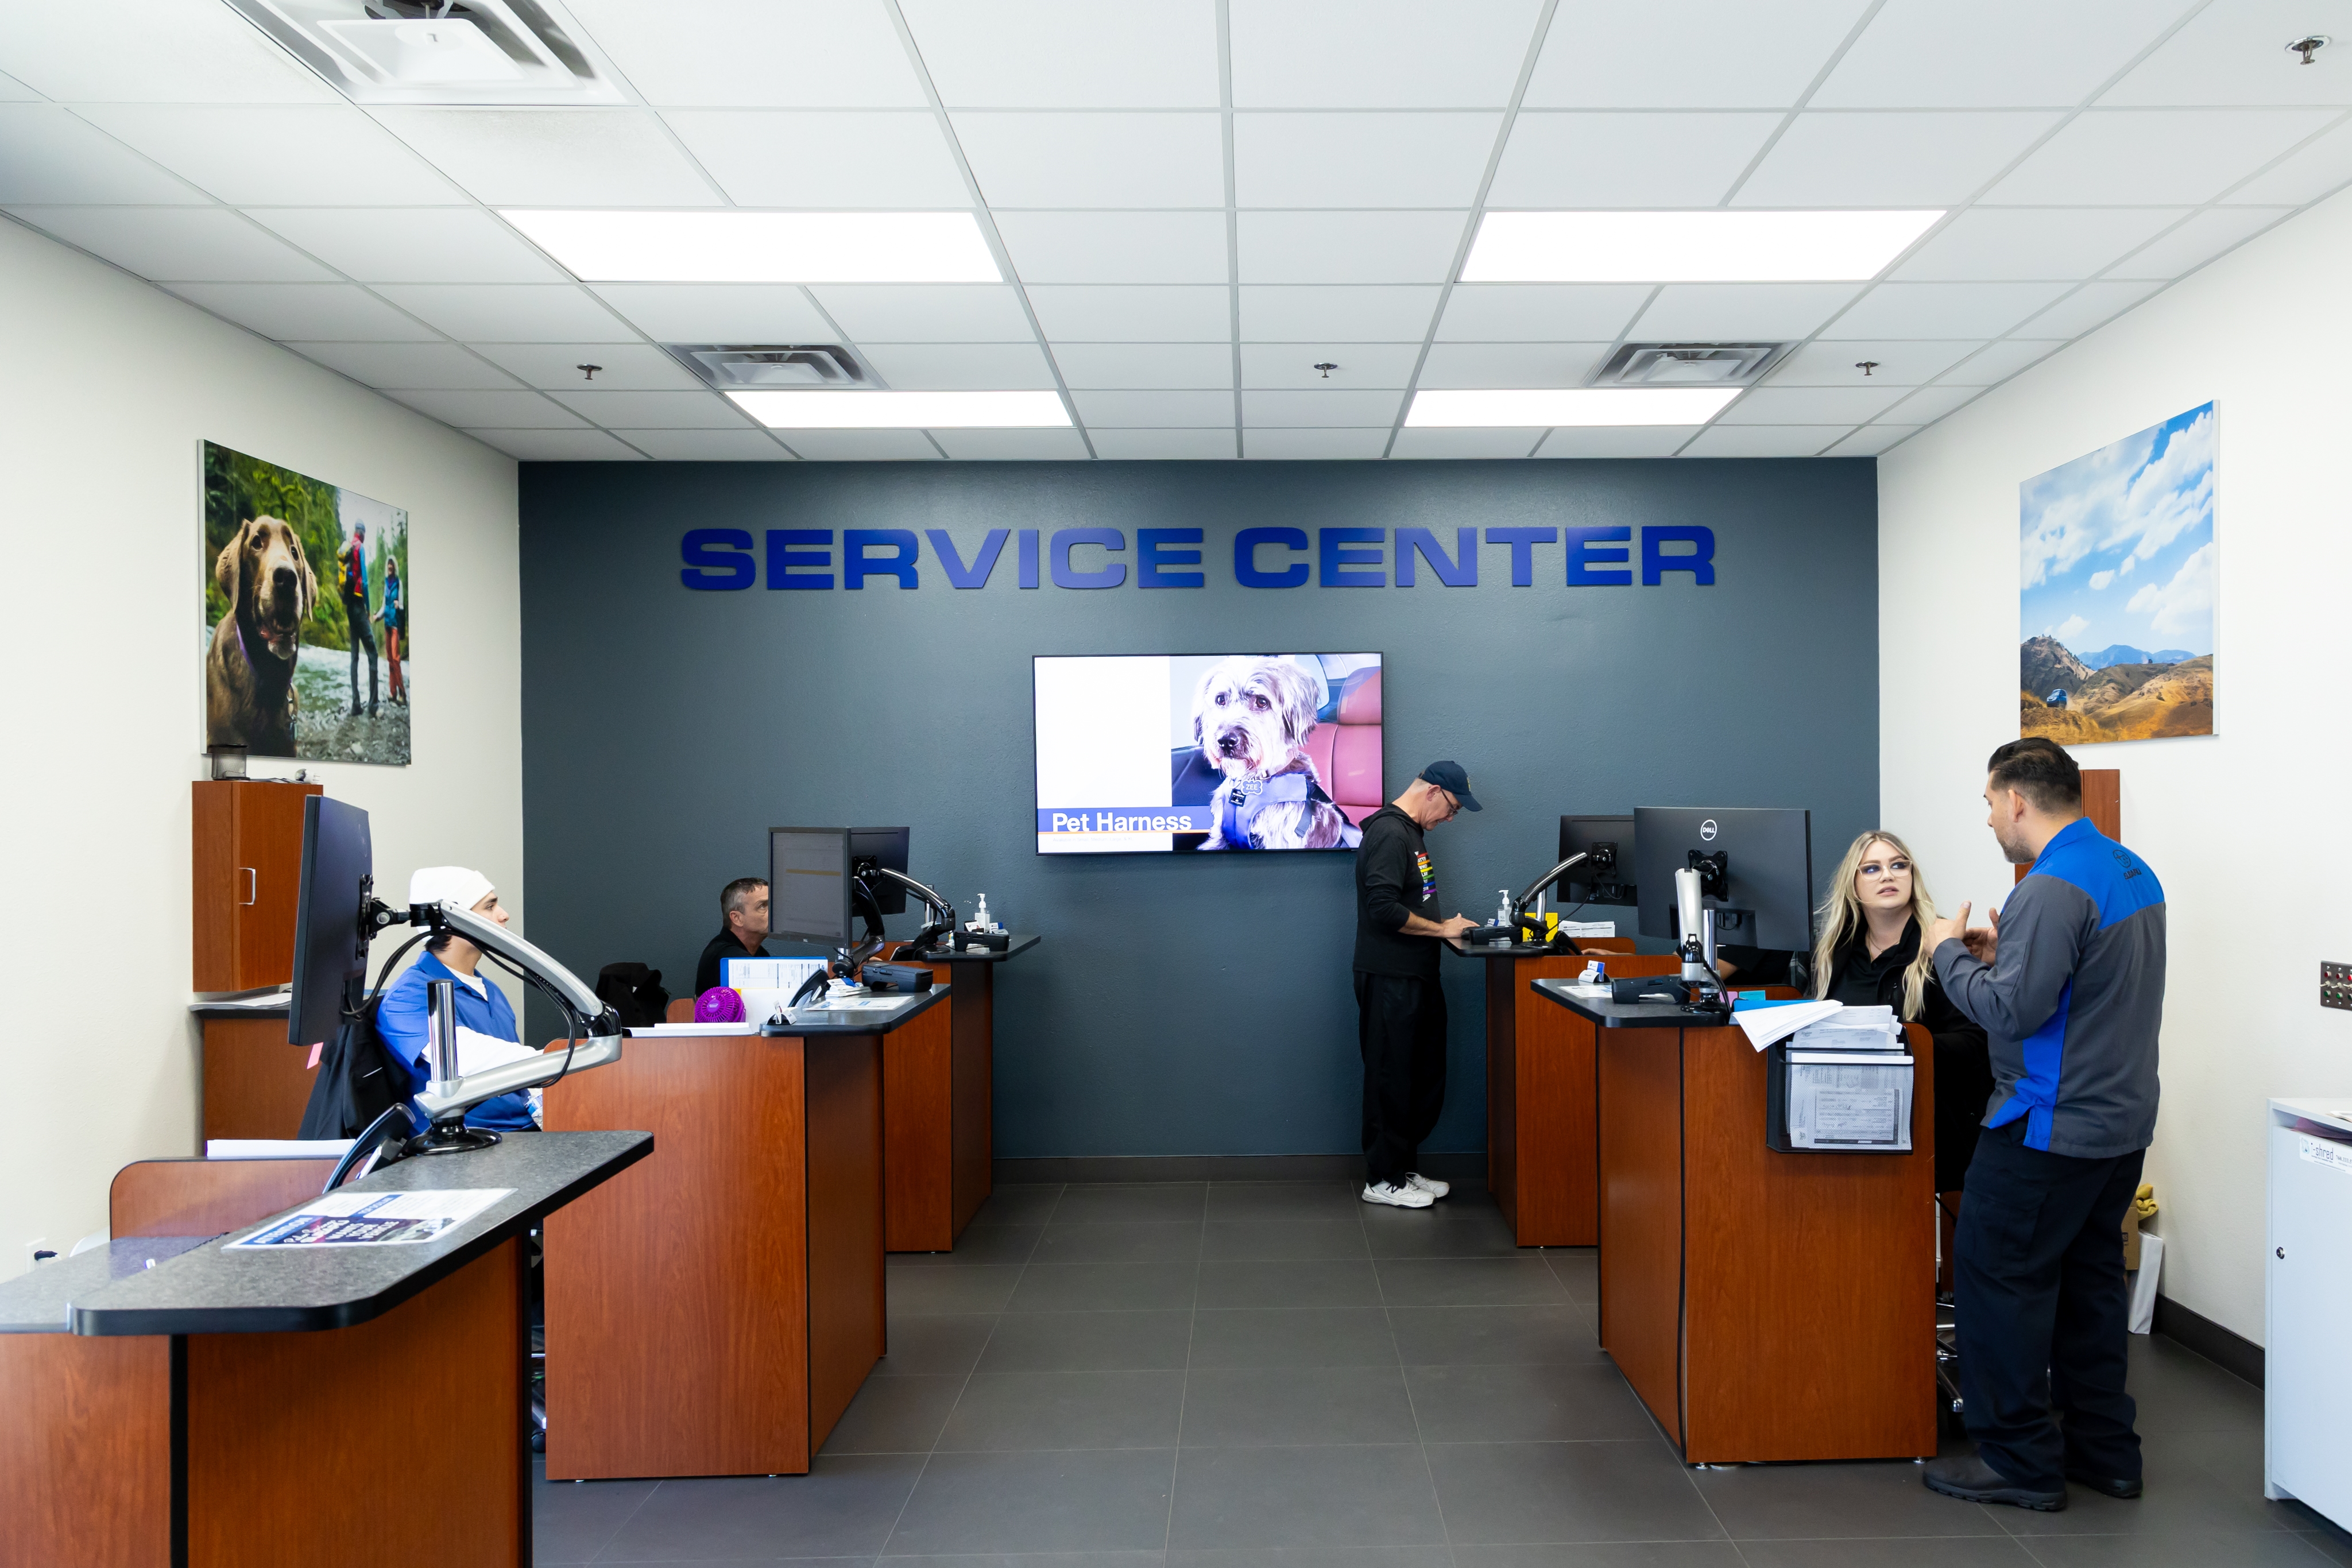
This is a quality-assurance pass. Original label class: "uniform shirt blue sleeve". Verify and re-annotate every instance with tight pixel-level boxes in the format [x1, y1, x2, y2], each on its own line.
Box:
[373, 954, 536, 1131]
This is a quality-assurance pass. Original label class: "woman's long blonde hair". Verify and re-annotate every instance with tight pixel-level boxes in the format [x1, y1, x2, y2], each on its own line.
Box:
[1812, 829, 1938, 1019]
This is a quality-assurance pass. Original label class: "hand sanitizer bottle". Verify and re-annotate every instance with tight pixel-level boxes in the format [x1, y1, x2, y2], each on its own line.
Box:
[1495, 889, 1513, 930]
[972, 894, 991, 932]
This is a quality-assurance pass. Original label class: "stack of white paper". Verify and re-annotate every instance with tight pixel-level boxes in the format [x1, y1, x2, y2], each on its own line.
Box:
[1735, 1000, 1842, 1051]
[1792, 1004, 1904, 1051]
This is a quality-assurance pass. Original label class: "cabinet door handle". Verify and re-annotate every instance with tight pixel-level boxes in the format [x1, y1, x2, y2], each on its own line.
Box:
[241, 868, 257, 906]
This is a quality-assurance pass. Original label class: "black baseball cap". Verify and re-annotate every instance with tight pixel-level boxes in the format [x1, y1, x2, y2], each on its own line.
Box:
[1418, 761, 1481, 811]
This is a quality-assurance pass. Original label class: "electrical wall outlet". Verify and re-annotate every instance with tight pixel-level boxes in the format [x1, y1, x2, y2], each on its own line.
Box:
[2326, 962, 2352, 1011]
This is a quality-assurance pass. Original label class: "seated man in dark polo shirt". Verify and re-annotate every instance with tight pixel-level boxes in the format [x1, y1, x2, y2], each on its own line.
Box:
[695, 877, 772, 995]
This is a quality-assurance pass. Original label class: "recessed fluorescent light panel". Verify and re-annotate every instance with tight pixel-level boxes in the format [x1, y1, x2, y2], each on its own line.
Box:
[502, 211, 1002, 284]
[1405, 388, 1740, 428]
[1463, 211, 1941, 282]
[730, 390, 1070, 429]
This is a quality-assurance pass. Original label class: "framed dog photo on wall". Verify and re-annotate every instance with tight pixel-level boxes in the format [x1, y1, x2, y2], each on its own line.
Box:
[202, 442, 411, 766]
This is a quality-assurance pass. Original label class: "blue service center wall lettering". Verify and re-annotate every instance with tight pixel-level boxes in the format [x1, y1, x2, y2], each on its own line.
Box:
[519, 459, 1879, 1164]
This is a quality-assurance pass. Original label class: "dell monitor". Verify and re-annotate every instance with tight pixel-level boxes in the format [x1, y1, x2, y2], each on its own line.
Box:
[849, 826, 911, 916]
[289, 795, 374, 1047]
[1556, 815, 1638, 908]
[1633, 807, 1814, 953]
[768, 827, 853, 949]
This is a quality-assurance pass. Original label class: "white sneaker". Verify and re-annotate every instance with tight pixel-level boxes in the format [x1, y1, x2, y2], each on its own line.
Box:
[1363, 1180, 1434, 1209]
[1404, 1172, 1450, 1199]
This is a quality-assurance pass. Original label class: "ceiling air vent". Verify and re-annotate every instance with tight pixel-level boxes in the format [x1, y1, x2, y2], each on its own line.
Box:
[1593, 343, 1790, 388]
[664, 345, 878, 393]
[222, 1, 626, 105]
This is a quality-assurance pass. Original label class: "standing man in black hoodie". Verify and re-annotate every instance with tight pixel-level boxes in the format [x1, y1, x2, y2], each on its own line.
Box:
[1353, 761, 1480, 1209]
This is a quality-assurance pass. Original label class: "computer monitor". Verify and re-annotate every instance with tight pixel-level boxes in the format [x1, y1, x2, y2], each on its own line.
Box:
[1556, 815, 1637, 908]
[289, 795, 374, 1047]
[1633, 807, 1814, 952]
[769, 827, 853, 948]
[849, 826, 911, 916]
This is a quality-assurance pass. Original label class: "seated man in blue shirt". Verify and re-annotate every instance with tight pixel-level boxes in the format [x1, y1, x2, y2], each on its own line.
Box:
[376, 866, 539, 1132]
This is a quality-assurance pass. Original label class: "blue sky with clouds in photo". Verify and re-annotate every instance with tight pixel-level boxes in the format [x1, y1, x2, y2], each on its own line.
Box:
[2020, 402, 2215, 660]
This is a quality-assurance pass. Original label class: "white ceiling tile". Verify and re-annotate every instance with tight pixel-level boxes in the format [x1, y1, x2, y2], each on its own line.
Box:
[1933, 339, 2067, 384]
[951, 113, 1225, 207]
[1986, 109, 2341, 205]
[1630, 282, 1864, 339]
[662, 111, 971, 207]
[166, 283, 440, 342]
[1072, 389, 1234, 427]
[1769, 340, 1980, 386]
[1236, 211, 1465, 283]
[2225, 117, 2352, 203]
[2010, 278, 2166, 338]
[1089, 428, 1236, 458]
[1240, 343, 1422, 388]
[1734, 111, 2063, 206]
[1525, 1, 1871, 109]
[812, 284, 1035, 341]
[2106, 207, 2293, 278]
[1388, 428, 1542, 458]
[1713, 386, 1908, 424]
[903, 0, 1221, 108]
[1488, 113, 1778, 207]
[0, 0, 340, 103]
[0, 106, 202, 204]
[1883, 385, 1990, 421]
[1054, 342, 1233, 388]
[1826, 281, 2071, 338]
[857, 342, 1058, 389]
[1239, 284, 1442, 339]
[1244, 428, 1392, 458]
[372, 110, 724, 207]
[1026, 284, 1232, 340]
[2102, 0, 2352, 106]
[547, 389, 756, 428]
[1232, 0, 1544, 108]
[250, 208, 564, 284]
[1415, 341, 1611, 388]
[560, 0, 929, 107]
[467, 428, 644, 460]
[1243, 389, 1406, 426]
[288, 342, 525, 389]
[395, 389, 586, 428]
[1812, 0, 2191, 109]
[0, 70, 38, 101]
[1233, 112, 1499, 207]
[1825, 425, 1922, 456]
[1680, 425, 1850, 456]
[782, 429, 942, 459]
[589, 284, 837, 342]
[1890, 207, 2185, 281]
[995, 211, 1228, 284]
[930, 428, 1096, 459]
[71, 105, 463, 206]
[1534, 426, 1701, 457]
[373, 284, 638, 342]
[610, 428, 795, 460]
[473, 343, 703, 391]
[1436, 283, 1650, 341]
[9, 207, 332, 282]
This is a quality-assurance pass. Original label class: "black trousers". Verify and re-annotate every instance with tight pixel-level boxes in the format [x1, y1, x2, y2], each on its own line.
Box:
[1355, 970, 1446, 1187]
[1954, 1123, 2145, 1490]
[345, 595, 378, 710]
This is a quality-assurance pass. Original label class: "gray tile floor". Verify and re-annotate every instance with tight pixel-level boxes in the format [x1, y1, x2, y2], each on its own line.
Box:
[535, 1180, 2352, 1567]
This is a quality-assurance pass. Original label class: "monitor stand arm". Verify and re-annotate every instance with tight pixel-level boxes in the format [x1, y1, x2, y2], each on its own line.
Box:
[1672, 867, 1730, 1008]
[860, 866, 961, 958]
[1510, 851, 1589, 921]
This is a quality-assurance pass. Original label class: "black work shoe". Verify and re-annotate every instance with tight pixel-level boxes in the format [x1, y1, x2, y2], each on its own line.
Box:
[2066, 1470, 2142, 1499]
[1924, 1454, 2067, 1511]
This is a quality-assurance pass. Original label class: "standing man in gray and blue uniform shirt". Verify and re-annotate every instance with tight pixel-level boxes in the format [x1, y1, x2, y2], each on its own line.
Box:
[1921, 738, 2166, 1512]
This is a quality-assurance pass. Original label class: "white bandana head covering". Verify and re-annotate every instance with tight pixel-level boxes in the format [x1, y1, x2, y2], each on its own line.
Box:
[409, 865, 495, 912]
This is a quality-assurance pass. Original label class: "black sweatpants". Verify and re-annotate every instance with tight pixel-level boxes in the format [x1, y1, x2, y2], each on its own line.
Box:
[1954, 1122, 2145, 1490]
[1355, 970, 1446, 1187]
[345, 594, 378, 711]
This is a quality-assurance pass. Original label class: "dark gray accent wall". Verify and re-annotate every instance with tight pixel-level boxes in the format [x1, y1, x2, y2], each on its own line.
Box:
[519, 458, 1878, 1161]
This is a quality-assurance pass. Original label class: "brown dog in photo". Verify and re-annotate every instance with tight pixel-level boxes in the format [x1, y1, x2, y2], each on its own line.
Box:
[1190, 656, 1360, 850]
[206, 516, 316, 755]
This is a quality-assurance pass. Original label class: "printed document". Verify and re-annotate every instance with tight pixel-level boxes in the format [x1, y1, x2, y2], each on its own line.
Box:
[227, 1188, 513, 1249]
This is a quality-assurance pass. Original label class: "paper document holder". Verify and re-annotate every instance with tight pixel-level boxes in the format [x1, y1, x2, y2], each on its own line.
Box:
[1765, 1031, 1914, 1154]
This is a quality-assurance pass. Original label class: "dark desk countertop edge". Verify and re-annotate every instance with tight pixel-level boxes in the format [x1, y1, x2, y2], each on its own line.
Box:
[760, 980, 952, 1036]
[895, 932, 1040, 965]
[1446, 940, 1593, 959]
[1529, 977, 1712, 1029]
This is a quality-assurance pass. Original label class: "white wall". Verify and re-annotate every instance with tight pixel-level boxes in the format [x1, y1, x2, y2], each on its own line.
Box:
[1879, 188, 2352, 1344]
[0, 219, 524, 1271]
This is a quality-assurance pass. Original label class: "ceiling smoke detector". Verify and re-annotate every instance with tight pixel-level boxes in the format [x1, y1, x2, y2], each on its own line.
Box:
[664, 345, 877, 393]
[1593, 342, 1790, 388]
[221, 0, 625, 104]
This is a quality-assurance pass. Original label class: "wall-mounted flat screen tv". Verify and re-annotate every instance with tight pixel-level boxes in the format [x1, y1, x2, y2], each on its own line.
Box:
[1034, 654, 1384, 854]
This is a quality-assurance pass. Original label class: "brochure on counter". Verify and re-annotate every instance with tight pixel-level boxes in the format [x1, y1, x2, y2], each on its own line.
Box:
[227, 1188, 513, 1249]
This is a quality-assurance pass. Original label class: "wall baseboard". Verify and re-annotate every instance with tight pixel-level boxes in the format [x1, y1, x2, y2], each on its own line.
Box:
[2153, 1294, 2264, 1388]
[995, 1151, 1487, 1187]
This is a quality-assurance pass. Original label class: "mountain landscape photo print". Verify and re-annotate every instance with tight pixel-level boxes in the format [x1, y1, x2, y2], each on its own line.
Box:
[2019, 402, 2214, 745]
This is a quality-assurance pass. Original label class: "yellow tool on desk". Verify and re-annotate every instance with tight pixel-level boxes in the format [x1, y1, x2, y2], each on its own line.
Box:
[1515, 911, 1562, 946]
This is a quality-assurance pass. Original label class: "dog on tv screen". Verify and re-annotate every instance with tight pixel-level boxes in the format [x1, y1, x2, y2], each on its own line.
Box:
[1181, 656, 1361, 851]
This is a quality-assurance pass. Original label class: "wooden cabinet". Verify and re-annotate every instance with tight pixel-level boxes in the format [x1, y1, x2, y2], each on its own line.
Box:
[191, 780, 320, 992]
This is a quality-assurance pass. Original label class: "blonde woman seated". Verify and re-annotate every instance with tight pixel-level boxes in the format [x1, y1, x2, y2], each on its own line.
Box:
[1812, 830, 1992, 1199]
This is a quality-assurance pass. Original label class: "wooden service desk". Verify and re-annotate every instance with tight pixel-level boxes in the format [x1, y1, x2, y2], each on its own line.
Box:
[1532, 981, 1938, 1464]
[881, 934, 1039, 1252]
[0, 1134, 647, 1568]
[1448, 938, 1670, 1246]
[539, 988, 947, 1479]
[190, 996, 313, 1143]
